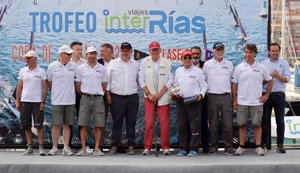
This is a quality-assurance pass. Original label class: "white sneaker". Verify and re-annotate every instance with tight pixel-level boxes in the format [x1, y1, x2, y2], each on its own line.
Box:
[76, 149, 87, 156]
[23, 147, 34, 156]
[235, 146, 245, 156]
[39, 146, 46, 156]
[93, 148, 105, 156]
[62, 147, 74, 156]
[255, 147, 265, 156]
[48, 147, 58, 156]
[86, 146, 93, 154]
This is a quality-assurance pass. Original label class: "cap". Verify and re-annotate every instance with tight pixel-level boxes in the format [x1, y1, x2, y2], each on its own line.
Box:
[149, 41, 160, 50]
[58, 45, 74, 54]
[181, 49, 192, 57]
[120, 42, 132, 49]
[86, 47, 97, 54]
[25, 50, 38, 58]
[213, 42, 225, 50]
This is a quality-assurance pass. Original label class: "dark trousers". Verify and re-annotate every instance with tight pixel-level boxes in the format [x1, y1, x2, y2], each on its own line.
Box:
[176, 100, 202, 151]
[207, 93, 233, 148]
[201, 96, 209, 148]
[262, 92, 285, 145]
[69, 91, 81, 146]
[110, 93, 139, 147]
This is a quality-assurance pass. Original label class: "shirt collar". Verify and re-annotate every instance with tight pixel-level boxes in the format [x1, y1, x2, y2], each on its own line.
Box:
[26, 65, 38, 72]
[183, 65, 193, 72]
[243, 60, 257, 67]
[213, 58, 225, 64]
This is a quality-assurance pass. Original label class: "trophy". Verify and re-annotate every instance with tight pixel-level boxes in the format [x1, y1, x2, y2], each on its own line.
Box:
[170, 83, 182, 101]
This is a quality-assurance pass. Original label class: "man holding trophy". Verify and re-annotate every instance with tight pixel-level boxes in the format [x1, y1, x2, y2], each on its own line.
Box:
[171, 49, 207, 157]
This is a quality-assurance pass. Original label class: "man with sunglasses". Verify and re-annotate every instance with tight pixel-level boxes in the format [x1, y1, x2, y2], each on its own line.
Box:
[203, 42, 234, 155]
[106, 42, 139, 155]
[173, 49, 207, 157]
[47, 45, 77, 156]
[139, 41, 173, 155]
[16, 50, 48, 156]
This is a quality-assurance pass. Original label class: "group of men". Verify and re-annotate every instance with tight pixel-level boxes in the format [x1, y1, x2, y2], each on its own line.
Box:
[16, 40, 290, 157]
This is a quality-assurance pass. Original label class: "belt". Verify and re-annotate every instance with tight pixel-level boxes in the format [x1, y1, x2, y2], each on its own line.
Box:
[269, 91, 284, 96]
[207, 92, 230, 95]
[82, 93, 102, 97]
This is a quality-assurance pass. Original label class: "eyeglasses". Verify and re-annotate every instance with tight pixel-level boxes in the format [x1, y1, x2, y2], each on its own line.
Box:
[183, 56, 192, 60]
[215, 47, 224, 51]
[64, 53, 72, 56]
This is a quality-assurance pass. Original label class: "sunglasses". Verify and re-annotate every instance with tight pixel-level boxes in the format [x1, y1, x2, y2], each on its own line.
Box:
[215, 47, 224, 51]
[25, 56, 33, 59]
[183, 56, 192, 60]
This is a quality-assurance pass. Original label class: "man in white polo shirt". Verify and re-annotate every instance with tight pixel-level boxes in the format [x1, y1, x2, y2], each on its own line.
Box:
[16, 50, 48, 156]
[106, 42, 139, 155]
[75, 47, 107, 156]
[203, 42, 234, 155]
[232, 44, 273, 156]
[173, 50, 207, 157]
[47, 45, 77, 156]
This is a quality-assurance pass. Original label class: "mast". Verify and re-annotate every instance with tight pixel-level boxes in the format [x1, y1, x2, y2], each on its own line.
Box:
[280, 0, 286, 59]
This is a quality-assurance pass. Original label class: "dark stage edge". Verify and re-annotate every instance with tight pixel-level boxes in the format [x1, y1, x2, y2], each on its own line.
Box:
[0, 149, 300, 173]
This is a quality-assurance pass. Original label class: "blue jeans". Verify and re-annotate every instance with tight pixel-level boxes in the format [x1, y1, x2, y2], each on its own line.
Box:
[262, 92, 285, 145]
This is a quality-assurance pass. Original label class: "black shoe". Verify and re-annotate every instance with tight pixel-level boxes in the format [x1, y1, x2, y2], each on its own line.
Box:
[224, 147, 234, 155]
[277, 144, 286, 154]
[203, 146, 209, 154]
[209, 146, 218, 155]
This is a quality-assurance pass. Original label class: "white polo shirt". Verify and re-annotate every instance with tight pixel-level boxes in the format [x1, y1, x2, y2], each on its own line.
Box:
[76, 62, 108, 95]
[18, 66, 47, 102]
[71, 57, 86, 66]
[47, 60, 77, 105]
[107, 58, 139, 95]
[203, 58, 233, 94]
[174, 65, 207, 98]
[231, 61, 272, 106]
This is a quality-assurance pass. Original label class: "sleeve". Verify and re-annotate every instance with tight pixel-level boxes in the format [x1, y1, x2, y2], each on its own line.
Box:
[47, 65, 52, 82]
[283, 60, 291, 83]
[106, 61, 113, 91]
[102, 67, 108, 84]
[41, 69, 47, 80]
[198, 69, 208, 96]
[262, 65, 272, 81]
[75, 66, 82, 83]
[138, 60, 146, 88]
[231, 66, 239, 84]
[17, 69, 23, 80]
[165, 66, 173, 89]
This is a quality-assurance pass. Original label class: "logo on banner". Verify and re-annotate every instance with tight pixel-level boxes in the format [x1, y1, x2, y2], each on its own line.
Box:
[103, 9, 205, 34]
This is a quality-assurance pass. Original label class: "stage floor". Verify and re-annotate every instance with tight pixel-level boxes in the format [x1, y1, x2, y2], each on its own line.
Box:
[0, 149, 300, 173]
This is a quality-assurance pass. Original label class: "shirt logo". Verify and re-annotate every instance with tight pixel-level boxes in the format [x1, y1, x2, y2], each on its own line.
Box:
[34, 75, 41, 78]
[222, 66, 229, 69]
[253, 69, 260, 72]
[189, 75, 196, 78]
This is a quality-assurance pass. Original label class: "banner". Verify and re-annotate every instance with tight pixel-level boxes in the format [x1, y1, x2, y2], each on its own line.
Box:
[0, 0, 268, 146]
[272, 116, 300, 139]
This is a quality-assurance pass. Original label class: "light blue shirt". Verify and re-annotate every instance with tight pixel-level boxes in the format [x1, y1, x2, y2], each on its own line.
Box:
[262, 57, 290, 92]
